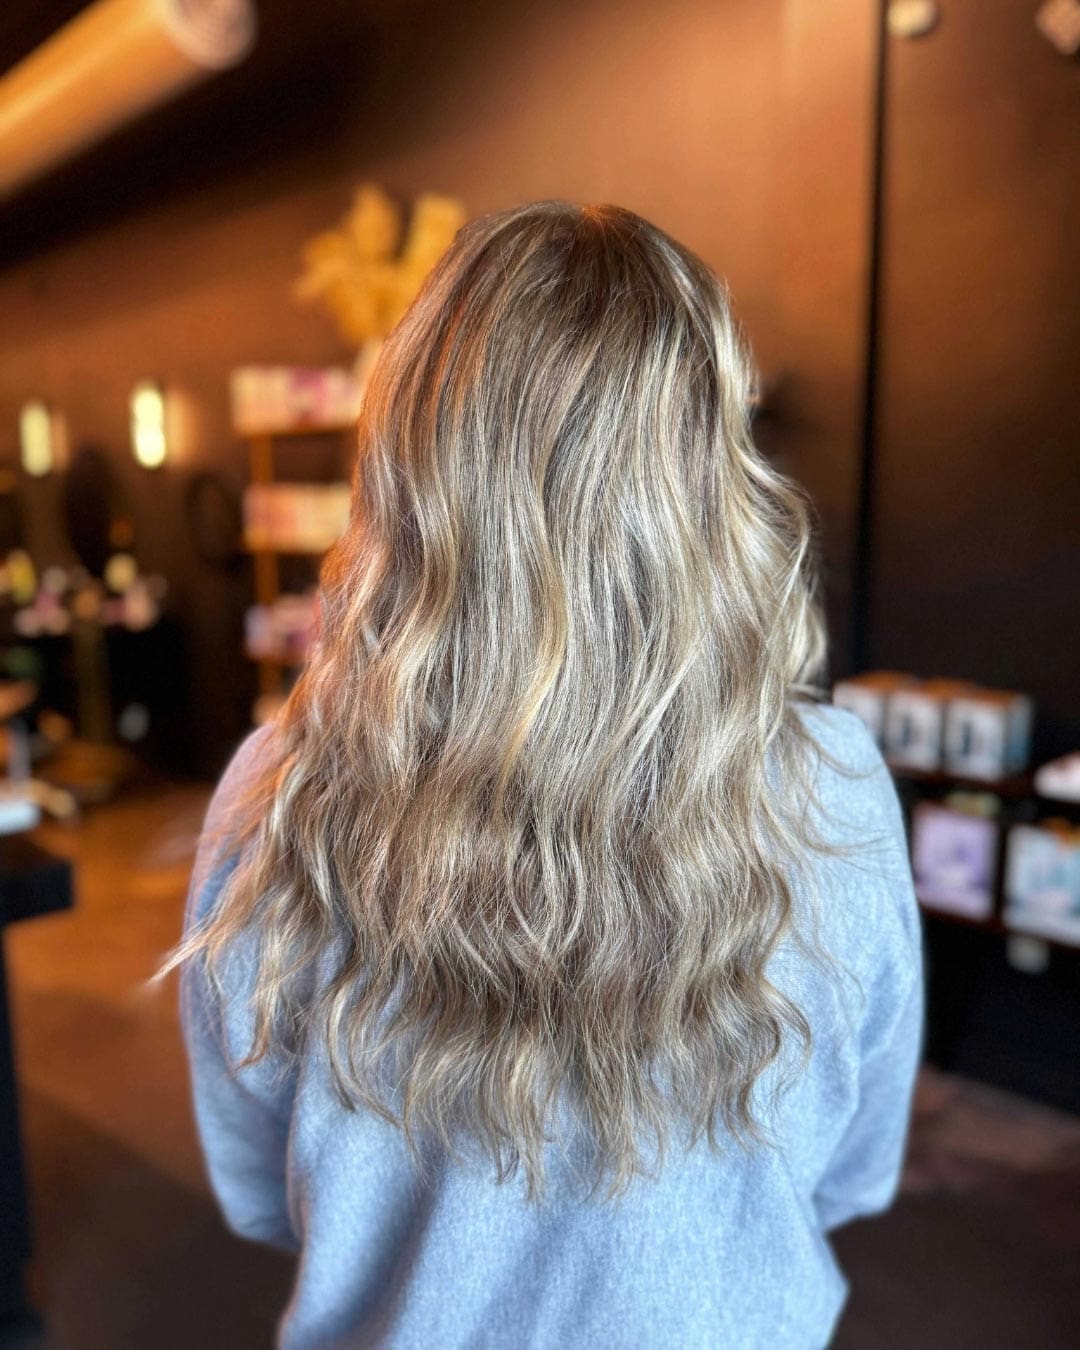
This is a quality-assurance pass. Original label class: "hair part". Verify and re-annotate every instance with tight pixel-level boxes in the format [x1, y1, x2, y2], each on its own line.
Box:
[171, 200, 830, 1202]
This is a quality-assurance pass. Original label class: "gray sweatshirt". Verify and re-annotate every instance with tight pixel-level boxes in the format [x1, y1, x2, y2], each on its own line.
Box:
[181, 704, 923, 1349]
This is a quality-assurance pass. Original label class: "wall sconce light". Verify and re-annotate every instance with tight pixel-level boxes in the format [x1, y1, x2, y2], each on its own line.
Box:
[131, 379, 167, 468]
[19, 399, 54, 476]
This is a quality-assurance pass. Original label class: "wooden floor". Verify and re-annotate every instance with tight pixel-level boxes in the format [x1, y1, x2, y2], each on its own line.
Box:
[4, 783, 1080, 1349]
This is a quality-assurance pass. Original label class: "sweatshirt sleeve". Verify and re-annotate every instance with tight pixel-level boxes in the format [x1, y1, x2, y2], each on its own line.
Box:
[811, 715, 925, 1233]
[179, 726, 301, 1255]
[812, 963, 923, 1232]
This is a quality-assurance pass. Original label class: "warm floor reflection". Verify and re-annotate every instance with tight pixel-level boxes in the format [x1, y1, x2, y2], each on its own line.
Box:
[5, 784, 1080, 1349]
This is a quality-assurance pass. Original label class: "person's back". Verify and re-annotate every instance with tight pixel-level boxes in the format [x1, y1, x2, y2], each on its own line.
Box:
[173, 202, 922, 1349]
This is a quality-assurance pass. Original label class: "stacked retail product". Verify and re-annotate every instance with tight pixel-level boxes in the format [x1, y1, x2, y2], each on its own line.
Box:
[242, 483, 351, 554]
[834, 671, 1080, 947]
[909, 791, 1001, 921]
[1004, 818, 1080, 944]
[833, 671, 1033, 780]
[230, 365, 362, 435]
[244, 592, 319, 667]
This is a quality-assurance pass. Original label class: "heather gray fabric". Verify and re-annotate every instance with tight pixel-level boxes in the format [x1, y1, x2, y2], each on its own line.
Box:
[181, 704, 923, 1349]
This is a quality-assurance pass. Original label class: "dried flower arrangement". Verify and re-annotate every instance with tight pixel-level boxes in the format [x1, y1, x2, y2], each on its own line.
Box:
[294, 184, 466, 354]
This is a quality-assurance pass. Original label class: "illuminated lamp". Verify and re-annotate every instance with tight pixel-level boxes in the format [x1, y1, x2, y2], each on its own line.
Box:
[19, 400, 54, 476]
[131, 379, 168, 468]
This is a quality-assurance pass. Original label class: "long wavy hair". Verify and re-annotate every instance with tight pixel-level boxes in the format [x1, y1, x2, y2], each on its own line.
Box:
[173, 201, 829, 1203]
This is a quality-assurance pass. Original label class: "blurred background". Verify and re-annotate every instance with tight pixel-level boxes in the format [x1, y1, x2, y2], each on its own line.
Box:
[0, 0, 1077, 1345]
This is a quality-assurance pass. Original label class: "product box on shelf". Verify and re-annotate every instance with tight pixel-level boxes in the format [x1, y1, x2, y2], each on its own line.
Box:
[230, 365, 362, 435]
[883, 678, 978, 772]
[1004, 821, 1080, 946]
[834, 672, 1038, 779]
[1034, 753, 1080, 803]
[243, 483, 352, 554]
[832, 670, 916, 746]
[943, 689, 1034, 781]
[244, 592, 319, 666]
[910, 798, 1000, 920]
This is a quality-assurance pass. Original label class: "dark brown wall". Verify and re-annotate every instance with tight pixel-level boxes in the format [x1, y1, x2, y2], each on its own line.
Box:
[870, 1, 1080, 757]
[0, 0, 878, 772]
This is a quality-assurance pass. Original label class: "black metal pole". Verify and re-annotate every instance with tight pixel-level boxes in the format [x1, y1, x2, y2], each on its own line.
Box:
[851, 0, 890, 672]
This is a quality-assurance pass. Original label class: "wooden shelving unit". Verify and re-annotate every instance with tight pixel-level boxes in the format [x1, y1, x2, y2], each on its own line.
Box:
[242, 423, 353, 701]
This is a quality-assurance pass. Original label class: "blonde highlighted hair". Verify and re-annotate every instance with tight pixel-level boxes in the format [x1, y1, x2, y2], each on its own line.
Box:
[175, 201, 829, 1202]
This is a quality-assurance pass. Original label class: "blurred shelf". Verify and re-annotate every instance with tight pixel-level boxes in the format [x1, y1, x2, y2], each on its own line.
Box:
[918, 900, 1080, 952]
[232, 422, 354, 439]
[242, 425, 351, 703]
[243, 647, 307, 670]
[888, 763, 1034, 799]
[918, 901, 1001, 934]
[243, 542, 334, 557]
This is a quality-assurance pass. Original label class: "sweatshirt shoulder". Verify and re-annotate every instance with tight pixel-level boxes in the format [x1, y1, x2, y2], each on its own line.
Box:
[792, 702, 920, 977]
[795, 702, 902, 837]
[797, 701, 884, 775]
[204, 723, 279, 837]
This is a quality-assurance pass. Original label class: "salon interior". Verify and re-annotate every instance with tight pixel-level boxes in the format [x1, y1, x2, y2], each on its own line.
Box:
[0, 0, 1078, 1346]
